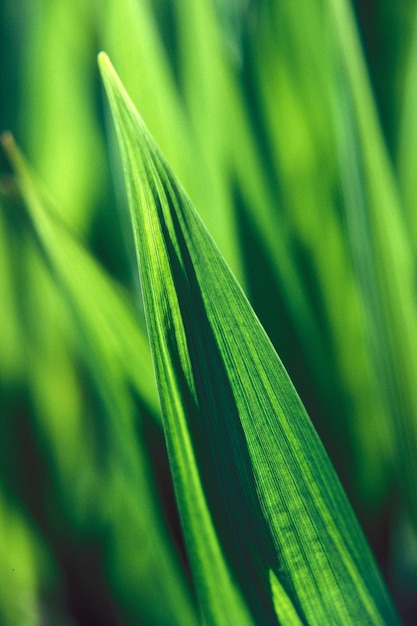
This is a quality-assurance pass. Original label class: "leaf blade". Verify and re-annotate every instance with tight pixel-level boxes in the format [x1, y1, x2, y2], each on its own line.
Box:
[99, 52, 400, 626]
[2, 134, 199, 626]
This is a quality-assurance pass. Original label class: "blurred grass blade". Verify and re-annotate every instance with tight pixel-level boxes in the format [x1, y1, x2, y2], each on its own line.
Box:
[172, 0, 245, 283]
[99, 0, 244, 283]
[243, 2, 389, 506]
[173, 0, 328, 381]
[99, 0, 191, 179]
[2, 135, 199, 626]
[2, 132, 158, 418]
[0, 199, 23, 384]
[19, 0, 104, 234]
[100, 53, 399, 626]
[329, 0, 417, 524]
[0, 490, 56, 626]
[397, 3, 417, 246]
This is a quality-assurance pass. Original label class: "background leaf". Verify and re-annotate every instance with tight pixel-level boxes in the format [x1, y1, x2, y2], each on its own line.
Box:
[2, 135, 198, 626]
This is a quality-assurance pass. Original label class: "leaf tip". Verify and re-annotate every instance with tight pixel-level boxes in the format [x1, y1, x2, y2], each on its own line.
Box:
[97, 52, 125, 107]
[97, 51, 114, 79]
[0, 131, 15, 154]
[0, 132, 20, 174]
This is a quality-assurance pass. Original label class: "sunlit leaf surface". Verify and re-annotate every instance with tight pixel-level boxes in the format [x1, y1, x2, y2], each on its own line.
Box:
[100, 53, 399, 626]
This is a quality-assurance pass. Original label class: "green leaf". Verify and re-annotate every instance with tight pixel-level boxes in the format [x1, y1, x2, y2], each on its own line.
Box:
[2, 135, 199, 626]
[328, 0, 417, 525]
[99, 53, 400, 625]
[398, 4, 417, 248]
[0, 199, 24, 383]
[247, 1, 389, 505]
[2, 132, 158, 418]
[172, 0, 328, 380]
[0, 489, 55, 626]
[99, 0, 245, 284]
[19, 0, 104, 233]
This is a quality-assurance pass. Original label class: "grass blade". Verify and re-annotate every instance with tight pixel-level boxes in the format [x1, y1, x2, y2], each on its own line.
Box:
[242, 1, 390, 506]
[2, 135, 199, 626]
[99, 0, 244, 282]
[329, 0, 417, 526]
[397, 4, 417, 246]
[100, 52, 399, 626]
[2, 133, 158, 417]
[0, 490, 56, 626]
[19, 0, 104, 233]
[0, 199, 24, 384]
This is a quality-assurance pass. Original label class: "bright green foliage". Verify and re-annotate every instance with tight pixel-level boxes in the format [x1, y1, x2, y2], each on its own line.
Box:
[329, 0, 417, 523]
[3, 134, 158, 417]
[398, 5, 417, 243]
[0, 490, 57, 626]
[99, 53, 400, 626]
[2, 135, 198, 626]
[1, 0, 417, 623]
[19, 0, 105, 233]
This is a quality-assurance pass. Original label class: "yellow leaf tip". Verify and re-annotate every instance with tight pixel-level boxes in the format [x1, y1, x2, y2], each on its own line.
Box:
[97, 51, 112, 74]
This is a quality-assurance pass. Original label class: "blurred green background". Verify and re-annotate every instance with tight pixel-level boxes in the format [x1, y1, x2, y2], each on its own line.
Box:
[1, 0, 417, 624]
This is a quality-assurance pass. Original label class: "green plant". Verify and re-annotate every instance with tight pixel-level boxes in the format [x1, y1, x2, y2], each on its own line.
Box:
[1, 1, 417, 624]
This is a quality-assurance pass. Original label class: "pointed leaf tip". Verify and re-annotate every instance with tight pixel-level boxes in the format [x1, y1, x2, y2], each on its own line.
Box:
[97, 51, 110, 70]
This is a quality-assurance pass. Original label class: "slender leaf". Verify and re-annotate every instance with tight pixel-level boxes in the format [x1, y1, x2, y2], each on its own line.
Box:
[100, 52, 399, 626]
[0, 198, 23, 383]
[99, 0, 244, 283]
[173, 0, 328, 389]
[0, 489, 57, 626]
[2, 133, 158, 417]
[19, 0, 104, 233]
[397, 3, 417, 247]
[2, 135, 199, 626]
[247, 1, 389, 504]
[328, 0, 417, 525]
